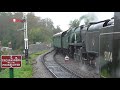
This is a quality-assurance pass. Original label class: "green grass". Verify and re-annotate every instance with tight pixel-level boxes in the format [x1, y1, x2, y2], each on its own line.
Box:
[0, 50, 48, 78]
[0, 60, 32, 78]
[30, 50, 48, 59]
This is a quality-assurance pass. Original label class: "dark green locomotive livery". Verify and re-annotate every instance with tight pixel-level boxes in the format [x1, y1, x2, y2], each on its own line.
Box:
[99, 13, 120, 78]
[53, 12, 120, 78]
[53, 32, 63, 48]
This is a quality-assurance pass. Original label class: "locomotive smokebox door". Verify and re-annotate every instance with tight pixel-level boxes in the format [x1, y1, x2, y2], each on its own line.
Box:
[100, 12, 120, 78]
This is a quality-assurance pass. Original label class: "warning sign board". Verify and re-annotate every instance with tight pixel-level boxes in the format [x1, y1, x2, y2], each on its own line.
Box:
[1, 55, 22, 68]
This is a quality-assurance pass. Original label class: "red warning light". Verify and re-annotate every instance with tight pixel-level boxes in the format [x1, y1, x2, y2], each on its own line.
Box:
[11, 18, 23, 23]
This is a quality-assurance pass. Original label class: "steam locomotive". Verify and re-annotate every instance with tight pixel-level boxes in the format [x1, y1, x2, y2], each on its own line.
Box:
[53, 12, 120, 78]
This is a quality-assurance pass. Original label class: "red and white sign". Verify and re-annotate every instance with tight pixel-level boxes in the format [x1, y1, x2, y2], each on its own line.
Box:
[1, 55, 22, 68]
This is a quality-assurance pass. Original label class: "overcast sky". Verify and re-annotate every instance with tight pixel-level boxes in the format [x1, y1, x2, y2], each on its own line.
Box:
[34, 12, 114, 31]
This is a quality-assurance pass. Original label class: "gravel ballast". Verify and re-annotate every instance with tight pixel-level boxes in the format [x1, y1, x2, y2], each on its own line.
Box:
[32, 54, 53, 78]
[55, 53, 100, 78]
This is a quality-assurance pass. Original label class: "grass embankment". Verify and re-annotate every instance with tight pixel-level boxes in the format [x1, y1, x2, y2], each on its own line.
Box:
[0, 50, 48, 78]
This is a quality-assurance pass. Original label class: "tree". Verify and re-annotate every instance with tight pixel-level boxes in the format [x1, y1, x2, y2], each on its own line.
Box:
[69, 19, 80, 29]
[79, 13, 98, 25]
[27, 12, 40, 30]
[53, 25, 62, 34]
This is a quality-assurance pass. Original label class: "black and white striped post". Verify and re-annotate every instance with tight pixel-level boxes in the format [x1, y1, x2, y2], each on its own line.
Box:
[23, 13, 29, 65]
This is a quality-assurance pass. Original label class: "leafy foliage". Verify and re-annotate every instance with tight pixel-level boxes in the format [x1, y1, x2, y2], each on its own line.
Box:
[0, 12, 62, 51]
[69, 19, 80, 28]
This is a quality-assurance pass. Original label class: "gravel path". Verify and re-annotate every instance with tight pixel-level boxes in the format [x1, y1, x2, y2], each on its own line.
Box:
[32, 54, 53, 78]
[55, 54, 100, 78]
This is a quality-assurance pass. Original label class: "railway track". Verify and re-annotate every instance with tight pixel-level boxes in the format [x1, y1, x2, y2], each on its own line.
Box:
[42, 49, 81, 78]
